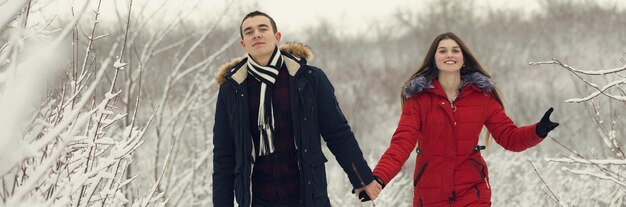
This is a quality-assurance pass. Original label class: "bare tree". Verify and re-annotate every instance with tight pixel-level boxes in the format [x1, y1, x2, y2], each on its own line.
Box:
[531, 57, 626, 206]
[0, 0, 163, 206]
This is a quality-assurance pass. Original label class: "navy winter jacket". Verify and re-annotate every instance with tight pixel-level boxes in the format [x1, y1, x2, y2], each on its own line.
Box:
[212, 43, 373, 207]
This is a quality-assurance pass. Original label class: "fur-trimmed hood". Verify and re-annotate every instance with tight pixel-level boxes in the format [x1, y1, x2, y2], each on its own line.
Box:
[215, 42, 314, 86]
[402, 72, 494, 98]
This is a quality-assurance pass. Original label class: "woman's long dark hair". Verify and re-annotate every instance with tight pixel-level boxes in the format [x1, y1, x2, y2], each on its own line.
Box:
[401, 32, 503, 106]
[401, 32, 504, 146]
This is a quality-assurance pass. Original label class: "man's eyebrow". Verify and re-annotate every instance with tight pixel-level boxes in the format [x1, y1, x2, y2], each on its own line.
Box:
[243, 24, 270, 33]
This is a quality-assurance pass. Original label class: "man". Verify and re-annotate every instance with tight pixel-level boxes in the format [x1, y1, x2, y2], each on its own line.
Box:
[212, 11, 380, 206]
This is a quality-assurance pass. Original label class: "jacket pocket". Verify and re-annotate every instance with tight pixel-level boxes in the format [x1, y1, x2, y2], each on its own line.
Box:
[468, 158, 486, 179]
[473, 185, 480, 198]
[308, 153, 328, 198]
[469, 158, 491, 189]
[413, 163, 429, 187]
[307, 152, 328, 166]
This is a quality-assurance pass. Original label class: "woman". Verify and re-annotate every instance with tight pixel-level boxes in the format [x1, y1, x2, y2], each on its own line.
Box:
[367, 32, 559, 206]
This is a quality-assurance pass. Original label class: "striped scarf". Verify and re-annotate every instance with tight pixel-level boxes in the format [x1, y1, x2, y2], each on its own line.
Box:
[246, 46, 283, 156]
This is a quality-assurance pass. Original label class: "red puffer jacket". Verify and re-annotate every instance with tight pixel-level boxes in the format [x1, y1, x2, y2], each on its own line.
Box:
[373, 73, 544, 206]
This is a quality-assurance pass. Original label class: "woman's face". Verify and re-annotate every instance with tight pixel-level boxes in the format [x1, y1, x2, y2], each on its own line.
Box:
[434, 39, 464, 73]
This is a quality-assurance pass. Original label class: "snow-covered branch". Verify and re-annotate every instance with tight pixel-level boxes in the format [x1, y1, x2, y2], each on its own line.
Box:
[546, 157, 626, 165]
[560, 167, 626, 187]
[0, 1, 156, 206]
[529, 58, 626, 76]
[529, 58, 626, 103]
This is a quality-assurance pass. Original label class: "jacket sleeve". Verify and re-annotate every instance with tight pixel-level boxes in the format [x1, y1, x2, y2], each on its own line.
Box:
[484, 96, 544, 152]
[372, 97, 420, 185]
[212, 86, 235, 207]
[315, 68, 374, 189]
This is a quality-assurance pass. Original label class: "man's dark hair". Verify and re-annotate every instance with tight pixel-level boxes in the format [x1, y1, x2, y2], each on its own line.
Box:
[240, 11, 278, 39]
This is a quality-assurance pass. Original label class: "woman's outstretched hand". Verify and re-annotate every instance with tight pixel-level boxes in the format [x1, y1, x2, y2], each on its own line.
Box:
[536, 107, 559, 138]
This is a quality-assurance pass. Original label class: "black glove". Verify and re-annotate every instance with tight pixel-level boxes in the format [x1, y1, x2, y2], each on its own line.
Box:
[358, 177, 385, 202]
[358, 190, 370, 202]
[536, 107, 559, 138]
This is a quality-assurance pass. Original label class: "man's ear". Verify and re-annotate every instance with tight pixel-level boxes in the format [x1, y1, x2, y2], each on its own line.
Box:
[274, 32, 282, 43]
[240, 39, 246, 48]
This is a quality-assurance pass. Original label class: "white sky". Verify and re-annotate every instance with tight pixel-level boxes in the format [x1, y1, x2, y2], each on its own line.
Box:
[205, 0, 625, 35]
[258, 0, 540, 35]
[33, 0, 626, 36]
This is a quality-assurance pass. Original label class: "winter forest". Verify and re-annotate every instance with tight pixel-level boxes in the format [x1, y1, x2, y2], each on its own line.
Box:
[1, 0, 625, 206]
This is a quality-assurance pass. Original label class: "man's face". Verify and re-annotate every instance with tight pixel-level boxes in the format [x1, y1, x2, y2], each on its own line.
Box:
[240, 15, 281, 62]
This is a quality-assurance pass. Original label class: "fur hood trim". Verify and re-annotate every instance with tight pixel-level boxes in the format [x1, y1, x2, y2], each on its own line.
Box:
[215, 42, 313, 86]
[402, 72, 493, 98]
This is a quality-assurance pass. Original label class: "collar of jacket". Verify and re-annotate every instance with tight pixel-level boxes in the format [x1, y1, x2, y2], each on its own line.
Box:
[403, 72, 494, 99]
[215, 42, 314, 86]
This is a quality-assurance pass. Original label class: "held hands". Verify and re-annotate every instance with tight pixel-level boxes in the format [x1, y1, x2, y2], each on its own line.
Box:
[354, 177, 384, 202]
[536, 107, 559, 138]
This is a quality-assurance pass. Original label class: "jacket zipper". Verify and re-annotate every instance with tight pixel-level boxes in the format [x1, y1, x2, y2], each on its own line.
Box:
[469, 159, 491, 190]
[413, 163, 429, 187]
[473, 185, 480, 198]
[248, 137, 255, 207]
[239, 88, 255, 207]
[450, 86, 466, 110]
